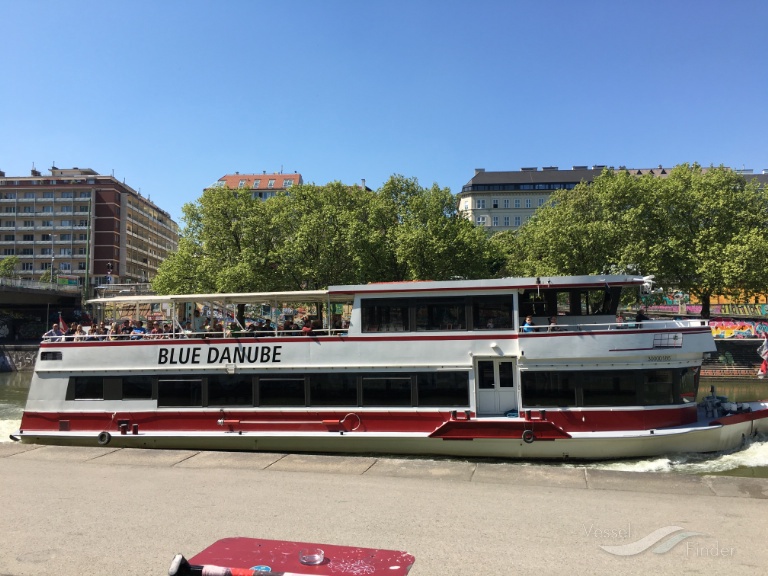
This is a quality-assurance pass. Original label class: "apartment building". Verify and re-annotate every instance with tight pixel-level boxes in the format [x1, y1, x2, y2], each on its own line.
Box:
[210, 171, 304, 199]
[458, 165, 768, 233]
[0, 167, 179, 289]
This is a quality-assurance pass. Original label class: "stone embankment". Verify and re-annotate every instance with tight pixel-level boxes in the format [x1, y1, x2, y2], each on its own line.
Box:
[0, 344, 38, 372]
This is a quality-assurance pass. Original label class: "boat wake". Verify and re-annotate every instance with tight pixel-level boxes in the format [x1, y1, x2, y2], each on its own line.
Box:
[577, 435, 768, 476]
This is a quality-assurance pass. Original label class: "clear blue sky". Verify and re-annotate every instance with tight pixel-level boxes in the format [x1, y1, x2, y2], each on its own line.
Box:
[2, 0, 766, 224]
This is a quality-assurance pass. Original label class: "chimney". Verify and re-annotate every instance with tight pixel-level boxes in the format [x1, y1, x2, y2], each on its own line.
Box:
[0, 170, 5, 177]
[361, 178, 366, 189]
[474, 168, 485, 175]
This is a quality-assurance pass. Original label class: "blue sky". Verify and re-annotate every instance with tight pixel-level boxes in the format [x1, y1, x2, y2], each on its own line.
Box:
[2, 0, 766, 224]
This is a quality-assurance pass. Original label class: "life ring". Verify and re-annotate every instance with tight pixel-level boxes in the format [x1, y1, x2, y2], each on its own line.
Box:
[522, 430, 535, 444]
[97, 431, 111, 446]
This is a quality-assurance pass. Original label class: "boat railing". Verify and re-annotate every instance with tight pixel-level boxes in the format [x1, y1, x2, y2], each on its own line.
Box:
[522, 318, 709, 333]
[41, 327, 350, 343]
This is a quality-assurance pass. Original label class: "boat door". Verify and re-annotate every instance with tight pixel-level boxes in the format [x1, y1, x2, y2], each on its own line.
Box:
[475, 358, 518, 416]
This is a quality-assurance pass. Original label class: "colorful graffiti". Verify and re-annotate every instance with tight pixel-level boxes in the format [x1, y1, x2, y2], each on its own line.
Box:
[708, 318, 768, 339]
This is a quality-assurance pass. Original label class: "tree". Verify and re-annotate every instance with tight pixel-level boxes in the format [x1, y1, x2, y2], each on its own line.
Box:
[0, 256, 19, 278]
[496, 164, 768, 317]
[154, 176, 496, 296]
[374, 175, 493, 281]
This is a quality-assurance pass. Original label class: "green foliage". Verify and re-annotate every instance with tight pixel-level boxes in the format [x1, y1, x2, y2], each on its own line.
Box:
[153, 176, 495, 294]
[0, 256, 19, 278]
[499, 164, 768, 315]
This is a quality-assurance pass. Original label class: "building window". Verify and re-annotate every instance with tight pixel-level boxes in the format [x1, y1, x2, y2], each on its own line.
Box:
[61, 220, 72, 227]
[535, 184, 549, 190]
[22, 206, 33, 213]
[78, 233, 87, 240]
[22, 262, 33, 271]
[4, 207, 16, 213]
[3, 248, 14, 255]
[61, 191, 74, 198]
[514, 216, 521, 226]
[238, 180, 246, 188]
[4, 234, 15, 241]
[476, 199, 486, 209]
[43, 192, 54, 198]
[41, 262, 51, 270]
[60, 233, 72, 241]
[78, 262, 86, 270]
[503, 216, 510, 226]
[23, 220, 33, 227]
[520, 184, 533, 190]
[252, 180, 260, 188]
[24, 192, 34, 198]
[267, 179, 276, 189]
[59, 262, 71, 271]
[79, 191, 91, 198]
[4, 220, 15, 227]
[21, 248, 32, 255]
[42, 220, 52, 227]
[463, 201, 469, 211]
[61, 206, 72, 212]
[41, 248, 52, 255]
[4, 192, 16, 199]
[525, 198, 532, 208]
[514, 199, 521, 209]
[284, 179, 294, 187]
[77, 247, 86, 255]
[492, 216, 498, 226]
[492, 199, 499, 208]
[78, 205, 88, 212]
[23, 234, 33, 241]
[42, 206, 53, 213]
[503, 199, 510, 208]
[41, 234, 52, 241]
[475, 216, 487, 225]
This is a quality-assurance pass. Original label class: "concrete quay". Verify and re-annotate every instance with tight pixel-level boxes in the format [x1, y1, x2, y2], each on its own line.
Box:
[1, 443, 767, 576]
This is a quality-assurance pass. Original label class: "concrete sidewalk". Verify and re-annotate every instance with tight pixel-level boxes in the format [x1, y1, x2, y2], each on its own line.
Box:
[1, 443, 767, 575]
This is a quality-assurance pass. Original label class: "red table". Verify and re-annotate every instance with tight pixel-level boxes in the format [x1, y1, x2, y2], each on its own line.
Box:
[188, 537, 415, 575]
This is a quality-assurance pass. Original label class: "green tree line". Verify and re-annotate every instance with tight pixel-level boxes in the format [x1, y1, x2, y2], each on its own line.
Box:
[153, 166, 768, 315]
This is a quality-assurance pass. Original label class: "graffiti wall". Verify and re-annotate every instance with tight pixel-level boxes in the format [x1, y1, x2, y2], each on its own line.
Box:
[708, 318, 768, 339]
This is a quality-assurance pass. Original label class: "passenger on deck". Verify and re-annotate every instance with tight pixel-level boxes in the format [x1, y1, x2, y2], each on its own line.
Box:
[120, 320, 133, 338]
[107, 322, 120, 341]
[548, 316, 565, 332]
[130, 321, 147, 340]
[522, 316, 535, 333]
[635, 308, 650, 327]
[73, 325, 87, 341]
[43, 323, 64, 342]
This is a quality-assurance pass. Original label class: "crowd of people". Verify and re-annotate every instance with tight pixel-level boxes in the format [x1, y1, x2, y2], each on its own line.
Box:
[41, 315, 348, 342]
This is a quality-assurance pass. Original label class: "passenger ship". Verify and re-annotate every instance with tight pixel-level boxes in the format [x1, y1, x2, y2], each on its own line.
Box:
[14, 275, 768, 460]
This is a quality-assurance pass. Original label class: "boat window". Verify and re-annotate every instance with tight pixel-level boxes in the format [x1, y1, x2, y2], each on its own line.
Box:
[581, 373, 637, 406]
[40, 352, 63, 361]
[519, 290, 550, 318]
[499, 362, 514, 388]
[158, 377, 202, 407]
[679, 368, 698, 403]
[520, 372, 577, 406]
[310, 373, 358, 406]
[208, 375, 253, 406]
[414, 299, 466, 331]
[477, 361, 495, 389]
[70, 376, 104, 400]
[361, 299, 410, 332]
[416, 372, 469, 407]
[640, 370, 675, 405]
[362, 375, 412, 406]
[522, 368, 690, 407]
[122, 376, 153, 400]
[258, 377, 305, 406]
[473, 297, 512, 330]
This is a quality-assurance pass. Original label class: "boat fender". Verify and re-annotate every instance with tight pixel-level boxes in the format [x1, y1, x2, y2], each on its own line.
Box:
[522, 430, 535, 444]
[97, 431, 112, 446]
